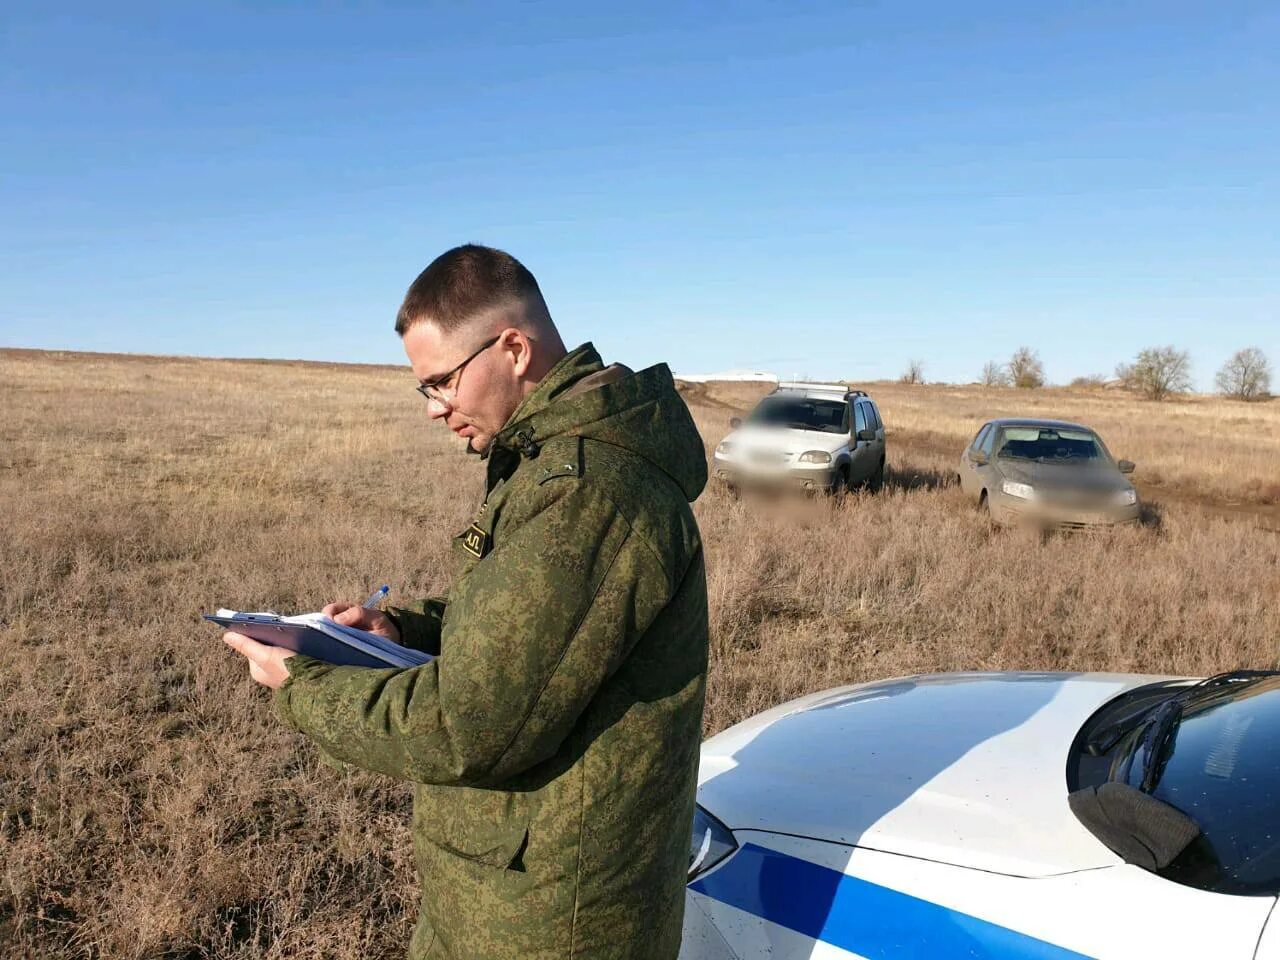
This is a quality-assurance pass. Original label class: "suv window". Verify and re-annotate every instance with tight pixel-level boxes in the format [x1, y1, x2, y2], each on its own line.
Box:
[854, 402, 868, 434]
[866, 403, 881, 431]
[747, 396, 849, 435]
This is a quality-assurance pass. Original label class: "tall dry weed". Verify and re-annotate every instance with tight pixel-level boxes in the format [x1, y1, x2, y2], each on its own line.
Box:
[1, 349, 1277, 958]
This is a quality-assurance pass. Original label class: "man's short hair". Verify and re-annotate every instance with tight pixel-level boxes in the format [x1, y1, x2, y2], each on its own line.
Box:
[395, 244, 549, 336]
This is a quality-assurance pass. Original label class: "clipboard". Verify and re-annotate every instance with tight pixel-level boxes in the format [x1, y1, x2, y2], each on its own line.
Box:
[205, 609, 432, 669]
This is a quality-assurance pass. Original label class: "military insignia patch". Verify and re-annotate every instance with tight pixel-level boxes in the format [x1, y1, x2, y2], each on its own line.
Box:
[460, 523, 489, 559]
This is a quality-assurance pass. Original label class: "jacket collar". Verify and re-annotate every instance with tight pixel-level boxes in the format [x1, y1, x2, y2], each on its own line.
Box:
[483, 343, 604, 488]
[482, 341, 707, 502]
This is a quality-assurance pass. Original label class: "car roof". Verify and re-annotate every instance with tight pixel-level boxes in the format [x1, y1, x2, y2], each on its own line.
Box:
[985, 417, 1095, 433]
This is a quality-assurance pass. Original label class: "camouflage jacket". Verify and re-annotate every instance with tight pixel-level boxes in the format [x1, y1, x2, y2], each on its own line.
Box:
[275, 343, 710, 960]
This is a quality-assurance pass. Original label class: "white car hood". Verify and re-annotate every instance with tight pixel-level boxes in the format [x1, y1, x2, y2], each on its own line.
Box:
[723, 424, 847, 455]
[697, 672, 1172, 877]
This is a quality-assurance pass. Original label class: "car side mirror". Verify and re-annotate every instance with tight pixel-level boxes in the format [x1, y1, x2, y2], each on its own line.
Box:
[1118, 459, 1135, 474]
[856, 428, 876, 442]
[729, 417, 742, 429]
[970, 450, 989, 465]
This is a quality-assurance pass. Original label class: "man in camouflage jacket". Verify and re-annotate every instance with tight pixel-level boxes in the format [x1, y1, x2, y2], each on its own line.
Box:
[222, 244, 709, 959]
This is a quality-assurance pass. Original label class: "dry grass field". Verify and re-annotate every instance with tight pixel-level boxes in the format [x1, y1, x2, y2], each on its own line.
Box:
[3, 347, 1278, 959]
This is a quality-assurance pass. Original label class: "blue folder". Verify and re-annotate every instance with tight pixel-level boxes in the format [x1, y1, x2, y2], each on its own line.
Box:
[205, 610, 432, 669]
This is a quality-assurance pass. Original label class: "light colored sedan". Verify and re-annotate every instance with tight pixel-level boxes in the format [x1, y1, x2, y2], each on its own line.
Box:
[680, 670, 1280, 959]
[957, 418, 1140, 528]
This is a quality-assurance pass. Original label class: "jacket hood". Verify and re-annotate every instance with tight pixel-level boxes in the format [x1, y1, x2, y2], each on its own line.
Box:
[491, 342, 707, 502]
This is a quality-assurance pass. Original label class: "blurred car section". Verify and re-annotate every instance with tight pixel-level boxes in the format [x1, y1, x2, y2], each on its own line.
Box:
[713, 383, 886, 495]
[958, 418, 1139, 528]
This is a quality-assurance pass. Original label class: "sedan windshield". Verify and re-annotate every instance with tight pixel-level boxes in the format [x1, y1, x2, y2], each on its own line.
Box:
[995, 427, 1107, 464]
[1072, 673, 1280, 895]
[1125, 675, 1280, 894]
[747, 398, 847, 434]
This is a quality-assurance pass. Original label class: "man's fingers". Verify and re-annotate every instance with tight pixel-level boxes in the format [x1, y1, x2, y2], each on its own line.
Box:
[335, 606, 363, 626]
[222, 631, 272, 665]
[324, 602, 366, 626]
[222, 632, 293, 690]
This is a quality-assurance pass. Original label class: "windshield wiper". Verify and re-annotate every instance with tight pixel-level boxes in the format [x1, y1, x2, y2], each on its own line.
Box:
[1125, 699, 1183, 793]
[1086, 670, 1280, 758]
[1115, 671, 1279, 793]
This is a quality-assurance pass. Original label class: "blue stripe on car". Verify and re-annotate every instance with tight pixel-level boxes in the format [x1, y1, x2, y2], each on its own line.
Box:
[690, 843, 1094, 959]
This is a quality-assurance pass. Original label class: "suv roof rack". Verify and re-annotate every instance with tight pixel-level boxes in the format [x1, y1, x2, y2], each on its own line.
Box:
[774, 381, 849, 395]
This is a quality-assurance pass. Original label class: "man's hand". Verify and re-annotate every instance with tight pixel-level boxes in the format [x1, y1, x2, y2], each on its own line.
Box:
[222, 603, 400, 689]
[222, 631, 296, 690]
[322, 602, 401, 643]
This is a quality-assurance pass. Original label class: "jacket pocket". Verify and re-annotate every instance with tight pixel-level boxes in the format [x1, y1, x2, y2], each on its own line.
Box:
[413, 784, 530, 870]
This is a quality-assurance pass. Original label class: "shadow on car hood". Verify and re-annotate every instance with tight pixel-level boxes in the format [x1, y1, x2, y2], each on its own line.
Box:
[995, 460, 1129, 492]
[730, 424, 849, 455]
[696, 672, 1166, 877]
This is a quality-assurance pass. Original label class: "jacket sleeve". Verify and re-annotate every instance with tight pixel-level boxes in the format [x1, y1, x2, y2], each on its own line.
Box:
[274, 480, 672, 787]
[385, 597, 448, 656]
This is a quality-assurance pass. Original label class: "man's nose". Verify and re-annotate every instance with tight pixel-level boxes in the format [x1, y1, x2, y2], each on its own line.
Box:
[425, 395, 451, 420]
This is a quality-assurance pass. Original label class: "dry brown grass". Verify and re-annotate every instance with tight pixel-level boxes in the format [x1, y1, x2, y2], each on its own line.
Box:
[3, 348, 1278, 958]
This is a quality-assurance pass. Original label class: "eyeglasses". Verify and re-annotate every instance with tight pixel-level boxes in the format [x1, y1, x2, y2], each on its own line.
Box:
[415, 335, 500, 404]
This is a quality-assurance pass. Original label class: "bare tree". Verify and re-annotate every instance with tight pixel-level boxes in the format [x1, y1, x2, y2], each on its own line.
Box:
[1069, 373, 1108, 389]
[899, 359, 925, 385]
[1117, 346, 1193, 401]
[980, 361, 1008, 387]
[1215, 347, 1272, 401]
[1008, 347, 1045, 389]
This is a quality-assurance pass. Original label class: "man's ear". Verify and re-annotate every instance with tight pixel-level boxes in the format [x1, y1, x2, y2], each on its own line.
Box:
[502, 327, 534, 379]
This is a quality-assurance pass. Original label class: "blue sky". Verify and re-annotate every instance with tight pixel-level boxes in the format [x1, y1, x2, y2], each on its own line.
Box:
[3, 2, 1277, 387]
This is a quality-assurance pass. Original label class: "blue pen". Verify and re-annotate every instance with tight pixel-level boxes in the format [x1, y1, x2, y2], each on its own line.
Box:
[362, 584, 390, 609]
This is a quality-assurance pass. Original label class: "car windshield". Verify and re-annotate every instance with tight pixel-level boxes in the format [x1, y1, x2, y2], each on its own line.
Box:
[747, 397, 847, 434]
[1105, 675, 1280, 896]
[995, 426, 1108, 464]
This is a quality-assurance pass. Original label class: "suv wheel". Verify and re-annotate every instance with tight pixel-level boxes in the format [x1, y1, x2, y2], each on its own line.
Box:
[832, 466, 850, 500]
[867, 458, 885, 494]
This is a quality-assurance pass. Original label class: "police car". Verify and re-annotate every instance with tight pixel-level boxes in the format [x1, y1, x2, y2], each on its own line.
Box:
[680, 671, 1280, 959]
